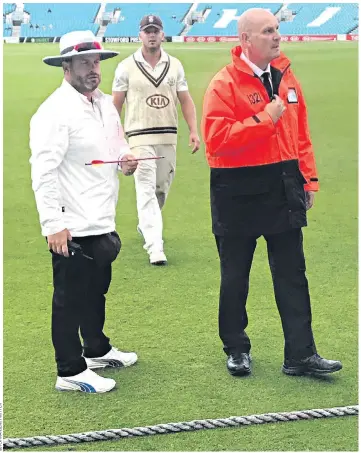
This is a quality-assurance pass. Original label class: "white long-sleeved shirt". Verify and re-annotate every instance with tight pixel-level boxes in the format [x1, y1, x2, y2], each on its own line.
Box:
[30, 79, 130, 237]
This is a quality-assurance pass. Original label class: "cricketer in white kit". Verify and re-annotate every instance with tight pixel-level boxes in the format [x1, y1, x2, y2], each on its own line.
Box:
[112, 14, 200, 266]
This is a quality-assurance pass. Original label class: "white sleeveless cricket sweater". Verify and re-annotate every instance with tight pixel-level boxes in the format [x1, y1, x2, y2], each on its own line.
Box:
[122, 54, 181, 147]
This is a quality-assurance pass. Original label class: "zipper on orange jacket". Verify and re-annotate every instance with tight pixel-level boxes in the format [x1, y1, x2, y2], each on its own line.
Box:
[273, 63, 291, 162]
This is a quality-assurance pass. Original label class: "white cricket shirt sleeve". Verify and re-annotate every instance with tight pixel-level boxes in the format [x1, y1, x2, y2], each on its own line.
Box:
[176, 62, 189, 92]
[117, 119, 131, 165]
[29, 110, 68, 236]
[112, 62, 129, 92]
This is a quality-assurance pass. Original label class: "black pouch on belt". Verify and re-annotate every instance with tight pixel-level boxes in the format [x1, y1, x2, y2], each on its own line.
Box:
[91, 231, 122, 267]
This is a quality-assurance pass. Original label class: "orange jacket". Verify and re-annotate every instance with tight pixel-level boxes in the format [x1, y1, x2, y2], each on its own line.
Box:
[202, 46, 319, 192]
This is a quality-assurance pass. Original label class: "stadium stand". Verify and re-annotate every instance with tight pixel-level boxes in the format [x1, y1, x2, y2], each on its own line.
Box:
[2, 2, 359, 38]
[104, 3, 191, 37]
[187, 3, 281, 36]
[279, 3, 359, 35]
[3, 26, 13, 37]
[3, 3, 15, 37]
[3, 3, 16, 15]
[21, 3, 100, 37]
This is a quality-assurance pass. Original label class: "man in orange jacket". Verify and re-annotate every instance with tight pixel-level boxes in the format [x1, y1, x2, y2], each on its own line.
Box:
[202, 8, 342, 377]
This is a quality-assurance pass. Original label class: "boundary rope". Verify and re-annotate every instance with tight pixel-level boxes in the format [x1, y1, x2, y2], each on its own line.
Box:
[4, 405, 358, 449]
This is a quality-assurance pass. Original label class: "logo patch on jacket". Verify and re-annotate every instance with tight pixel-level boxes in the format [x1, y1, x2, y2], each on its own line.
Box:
[287, 88, 298, 103]
[247, 92, 262, 105]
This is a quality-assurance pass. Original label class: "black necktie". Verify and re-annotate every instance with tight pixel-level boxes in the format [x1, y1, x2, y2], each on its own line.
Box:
[262, 72, 273, 100]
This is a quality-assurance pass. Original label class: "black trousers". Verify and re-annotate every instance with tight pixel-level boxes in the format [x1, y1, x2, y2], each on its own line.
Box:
[51, 236, 112, 377]
[215, 228, 317, 361]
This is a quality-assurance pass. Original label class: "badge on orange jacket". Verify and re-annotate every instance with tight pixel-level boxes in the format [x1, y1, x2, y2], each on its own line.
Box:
[287, 88, 298, 103]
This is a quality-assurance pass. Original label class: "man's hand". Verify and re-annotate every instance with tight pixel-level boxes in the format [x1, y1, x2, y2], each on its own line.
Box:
[120, 154, 138, 176]
[265, 95, 286, 124]
[48, 229, 72, 257]
[189, 131, 200, 154]
[305, 191, 315, 210]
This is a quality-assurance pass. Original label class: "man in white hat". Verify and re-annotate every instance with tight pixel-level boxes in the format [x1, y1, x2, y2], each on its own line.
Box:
[112, 15, 200, 266]
[30, 30, 139, 393]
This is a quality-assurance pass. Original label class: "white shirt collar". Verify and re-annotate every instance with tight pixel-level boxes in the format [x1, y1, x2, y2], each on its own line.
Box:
[134, 47, 168, 66]
[61, 79, 104, 104]
[240, 52, 271, 78]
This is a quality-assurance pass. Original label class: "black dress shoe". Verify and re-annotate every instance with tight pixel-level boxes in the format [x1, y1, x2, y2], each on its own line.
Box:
[282, 353, 342, 376]
[227, 352, 251, 376]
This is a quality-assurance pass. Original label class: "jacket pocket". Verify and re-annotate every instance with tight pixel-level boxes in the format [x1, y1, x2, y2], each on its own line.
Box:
[91, 231, 122, 267]
[283, 175, 306, 212]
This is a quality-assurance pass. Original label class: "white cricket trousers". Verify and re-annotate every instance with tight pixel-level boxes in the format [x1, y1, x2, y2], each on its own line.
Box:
[132, 144, 176, 253]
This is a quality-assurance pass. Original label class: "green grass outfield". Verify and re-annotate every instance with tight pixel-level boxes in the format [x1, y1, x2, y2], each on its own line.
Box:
[3, 42, 358, 451]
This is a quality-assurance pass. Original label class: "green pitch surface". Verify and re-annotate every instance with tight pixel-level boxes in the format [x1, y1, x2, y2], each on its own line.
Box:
[3, 42, 358, 451]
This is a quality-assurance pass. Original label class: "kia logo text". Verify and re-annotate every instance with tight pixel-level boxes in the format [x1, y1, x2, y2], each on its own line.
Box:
[146, 94, 170, 109]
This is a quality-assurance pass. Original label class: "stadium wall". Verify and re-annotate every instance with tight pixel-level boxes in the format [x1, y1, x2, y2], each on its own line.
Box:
[3, 34, 359, 44]
[182, 34, 359, 42]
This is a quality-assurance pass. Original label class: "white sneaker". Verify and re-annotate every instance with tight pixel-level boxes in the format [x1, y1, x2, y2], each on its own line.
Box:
[55, 368, 116, 393]
[149, 250, 167, 265]
[84, 347, 138, 370]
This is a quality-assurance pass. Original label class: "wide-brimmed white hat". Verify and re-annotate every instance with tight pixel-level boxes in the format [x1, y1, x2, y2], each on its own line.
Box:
[43, 30, 119, 67]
